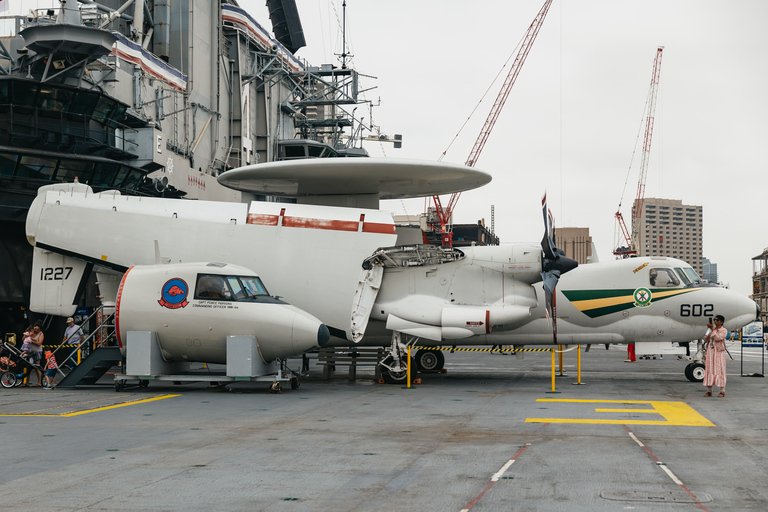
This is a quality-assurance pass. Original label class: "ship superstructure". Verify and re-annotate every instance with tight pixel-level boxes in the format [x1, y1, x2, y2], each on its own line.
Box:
[0, 0, 383, 330]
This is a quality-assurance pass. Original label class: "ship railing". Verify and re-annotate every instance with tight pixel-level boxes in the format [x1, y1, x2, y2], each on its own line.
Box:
[0, 103, 140, 154]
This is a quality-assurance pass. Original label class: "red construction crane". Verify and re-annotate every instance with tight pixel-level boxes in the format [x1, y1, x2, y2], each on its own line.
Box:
[614, 46, 664, 257]
[429, 0, 553, 247]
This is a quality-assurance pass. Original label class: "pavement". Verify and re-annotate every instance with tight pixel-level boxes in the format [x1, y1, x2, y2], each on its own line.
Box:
[0, 343, 766, 511]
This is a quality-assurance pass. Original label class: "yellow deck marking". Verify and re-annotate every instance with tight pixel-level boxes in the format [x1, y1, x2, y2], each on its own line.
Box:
[0, 394, 180, 417]
[526, 399, 714, 427]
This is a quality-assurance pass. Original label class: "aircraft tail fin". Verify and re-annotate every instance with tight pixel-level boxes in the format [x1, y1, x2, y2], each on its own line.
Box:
[29, 247, 92, 316]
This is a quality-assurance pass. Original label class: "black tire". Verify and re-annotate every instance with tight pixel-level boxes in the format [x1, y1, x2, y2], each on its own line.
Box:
[689, 362, 705, 382]
[139, 380, 149, 388]
[290, 377, 300, 390]
[684, 363, 694, 381]
[1, 372, 16, 388]
[381, 358, 416, 385]
[415, 349, 445, 372]
[114, 380, 125, 392]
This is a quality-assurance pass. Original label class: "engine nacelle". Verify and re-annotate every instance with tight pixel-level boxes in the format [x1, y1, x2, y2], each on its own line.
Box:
[116, 262, 329, 363]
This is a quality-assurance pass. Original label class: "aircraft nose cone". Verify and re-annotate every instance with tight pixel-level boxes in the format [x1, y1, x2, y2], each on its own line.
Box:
[318, 324, 330, 347]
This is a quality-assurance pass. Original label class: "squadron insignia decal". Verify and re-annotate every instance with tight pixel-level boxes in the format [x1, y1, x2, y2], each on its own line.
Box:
[633, 287, 652, 307]
[158, 278, 189, 309]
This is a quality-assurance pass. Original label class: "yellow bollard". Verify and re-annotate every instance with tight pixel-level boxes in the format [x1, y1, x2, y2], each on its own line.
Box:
[550, 348, 556, 392]
[407, 345, 411, 389]
[572, 344, 586, 386]
[577, 344, 581, 383]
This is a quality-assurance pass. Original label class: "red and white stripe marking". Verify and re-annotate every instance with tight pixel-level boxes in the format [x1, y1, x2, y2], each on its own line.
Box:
[459, 443, 531, 512]
[624, 426, 710, 511]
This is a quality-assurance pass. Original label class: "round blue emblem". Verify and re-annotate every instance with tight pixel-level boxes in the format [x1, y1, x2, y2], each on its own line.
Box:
[159, 278, 189, 309]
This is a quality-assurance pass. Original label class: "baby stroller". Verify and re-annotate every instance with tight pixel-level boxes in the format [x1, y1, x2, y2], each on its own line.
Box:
[0, 341, 45, 388]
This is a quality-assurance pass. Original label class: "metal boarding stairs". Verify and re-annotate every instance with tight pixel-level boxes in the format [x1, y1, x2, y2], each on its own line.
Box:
[53, 307, 122, 388]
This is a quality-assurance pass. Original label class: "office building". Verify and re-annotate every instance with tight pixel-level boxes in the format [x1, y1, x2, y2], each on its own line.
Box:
[702, 257, 718, 284]
[752, 248, 768, 326]
[555, 227, 593, 265]
[634, 198, 703, 274]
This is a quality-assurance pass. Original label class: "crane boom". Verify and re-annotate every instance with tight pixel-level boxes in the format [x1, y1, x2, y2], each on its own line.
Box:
[430, 0, 553, 246]
[614, 46, 664, 257]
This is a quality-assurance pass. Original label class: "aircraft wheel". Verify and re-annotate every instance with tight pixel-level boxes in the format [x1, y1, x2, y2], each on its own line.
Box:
[689, 362, 706, 382]
[1, 372, 16, 388]
[415, 349, 445, 372]
[381, 358, 416, 385]
[139, 380, 149, 389]
[684, 363, 694, 381]
[114, 380, 125, 392]
[290, 377, 300, 390]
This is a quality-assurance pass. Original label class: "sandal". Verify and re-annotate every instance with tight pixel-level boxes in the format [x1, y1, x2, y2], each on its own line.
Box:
[717, 392, 725, 397]
[704, 391, 712, 397]
[32, 384, 42, 387]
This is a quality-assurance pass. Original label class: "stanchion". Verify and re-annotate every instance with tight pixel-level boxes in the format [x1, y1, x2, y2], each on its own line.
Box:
[546, 347, 560, 393]
[557, 344, 567, 376]
[406, 345, 411, 389]
[572, 344, 585, 385]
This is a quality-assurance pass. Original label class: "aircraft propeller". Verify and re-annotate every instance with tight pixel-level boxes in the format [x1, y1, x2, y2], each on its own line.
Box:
[540, 194, 579, 343]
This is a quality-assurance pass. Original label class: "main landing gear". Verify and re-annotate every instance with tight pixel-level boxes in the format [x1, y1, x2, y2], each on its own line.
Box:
[379, 331, 417, 385]
[414, 348, 445, 372]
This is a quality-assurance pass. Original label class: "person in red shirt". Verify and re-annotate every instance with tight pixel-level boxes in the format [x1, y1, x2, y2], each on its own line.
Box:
[44, 351, 58, 389]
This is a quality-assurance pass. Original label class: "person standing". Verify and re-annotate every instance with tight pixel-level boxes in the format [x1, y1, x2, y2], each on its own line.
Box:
[43, 350, 58, 389]
[25, 321, 45, 386]
[703, 315, 728, 397]
[63, 317, 86, 363]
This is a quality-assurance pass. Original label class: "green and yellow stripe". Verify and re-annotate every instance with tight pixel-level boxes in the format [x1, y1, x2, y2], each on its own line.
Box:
[562, 288, 702, 318]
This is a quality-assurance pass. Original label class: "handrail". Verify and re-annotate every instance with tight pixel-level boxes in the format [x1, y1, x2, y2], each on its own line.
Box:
[50, 306, 117, 376]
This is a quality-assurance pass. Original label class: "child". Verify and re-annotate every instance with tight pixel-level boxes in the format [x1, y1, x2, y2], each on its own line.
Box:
[19, 329, 33, 359]
[44, 351, 58, 389]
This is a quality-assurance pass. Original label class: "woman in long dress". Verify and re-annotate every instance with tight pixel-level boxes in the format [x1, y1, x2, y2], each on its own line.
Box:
[703, 315, 727, 397]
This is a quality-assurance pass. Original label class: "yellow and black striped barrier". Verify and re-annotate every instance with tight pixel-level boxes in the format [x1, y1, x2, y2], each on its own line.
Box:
[410, 346, 579, 354]
[406, 345, 585, 392]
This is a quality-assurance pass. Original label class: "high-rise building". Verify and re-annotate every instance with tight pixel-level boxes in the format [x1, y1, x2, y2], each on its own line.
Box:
[702, 257, 718, 284]
[752, 247, 768, 327]
[633, 198, 703, 274]
[555, 227, 593, 265]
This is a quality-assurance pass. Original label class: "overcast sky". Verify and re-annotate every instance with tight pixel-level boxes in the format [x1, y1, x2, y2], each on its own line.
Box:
[239, 0, 767, 297]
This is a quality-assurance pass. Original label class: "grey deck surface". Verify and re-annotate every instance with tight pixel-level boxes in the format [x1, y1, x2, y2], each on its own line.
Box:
[1, 344, 765, 511]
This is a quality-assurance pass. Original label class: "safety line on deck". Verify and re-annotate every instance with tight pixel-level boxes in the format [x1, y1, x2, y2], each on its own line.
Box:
[0, 394, 181, 417]
[459, 443, 531, 512]
[624, 426, 710, 512]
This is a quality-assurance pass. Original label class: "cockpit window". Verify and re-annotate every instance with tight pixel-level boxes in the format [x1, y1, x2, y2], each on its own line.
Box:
[682, 267, 701, 284]
[649, 267, 681, 288]
[240, 276, 269, 297]
[195, 275, 232, 299]
[674, 268, 692, 285]
[195, 274, 270, 301]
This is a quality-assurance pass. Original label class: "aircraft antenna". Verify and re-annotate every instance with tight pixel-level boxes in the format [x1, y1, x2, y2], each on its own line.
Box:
[614, 47, 664, 257]
[429, 0, 553, 247]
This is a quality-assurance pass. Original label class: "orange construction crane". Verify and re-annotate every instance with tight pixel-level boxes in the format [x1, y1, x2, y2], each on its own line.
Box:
[614, 46, 664, 257]
[430, 0, 553, 247]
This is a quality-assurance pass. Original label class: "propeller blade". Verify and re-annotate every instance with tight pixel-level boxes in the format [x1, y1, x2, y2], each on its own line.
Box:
[539, 193, 576, 344]
[541, 194, 557, 260]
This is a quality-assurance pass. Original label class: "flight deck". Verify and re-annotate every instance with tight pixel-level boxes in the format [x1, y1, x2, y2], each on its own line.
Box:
[0, 344, 766, 511]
